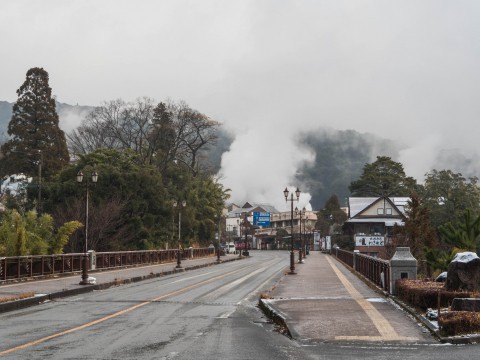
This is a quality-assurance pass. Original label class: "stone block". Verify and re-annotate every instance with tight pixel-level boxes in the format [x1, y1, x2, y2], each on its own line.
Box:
[451, 298, 480, 312]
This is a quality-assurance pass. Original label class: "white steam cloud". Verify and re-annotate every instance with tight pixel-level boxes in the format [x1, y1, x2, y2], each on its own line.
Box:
[218, 123, 315, 211]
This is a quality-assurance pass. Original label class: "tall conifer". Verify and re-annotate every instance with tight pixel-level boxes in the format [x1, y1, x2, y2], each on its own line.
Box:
[0, 67, 69, 178]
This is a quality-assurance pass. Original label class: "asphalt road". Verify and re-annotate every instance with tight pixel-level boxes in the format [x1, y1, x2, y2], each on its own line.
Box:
[0, 251, 303, 360]
[1, 251, 480, 360]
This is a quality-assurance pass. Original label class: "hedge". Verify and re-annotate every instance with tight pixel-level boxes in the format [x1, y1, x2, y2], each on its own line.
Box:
[396, 279, 477, 310]
[396, 279, 480, 336]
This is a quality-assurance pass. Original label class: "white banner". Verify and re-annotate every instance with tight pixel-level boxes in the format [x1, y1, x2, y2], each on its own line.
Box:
[355, 236, 384, 246]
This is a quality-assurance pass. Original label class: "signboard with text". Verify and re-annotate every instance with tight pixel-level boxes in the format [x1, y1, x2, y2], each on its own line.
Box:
[253, 212, 270, 226]
[355, 236, 385, 247]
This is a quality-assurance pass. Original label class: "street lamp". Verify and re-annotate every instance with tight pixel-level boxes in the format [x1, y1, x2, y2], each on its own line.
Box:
[216, 217, 222, 263]
[303, 215, 308, 258]
[77, 170, 98, 285]
[243, 212, 249, 257]
[36, 150, 43, 214]
[171, 200, 176, 250]
[173, 200, 186, 268]
[296, 206, 306, 263]
[284, 187, 300, 274]
[237, 218, 242, 258]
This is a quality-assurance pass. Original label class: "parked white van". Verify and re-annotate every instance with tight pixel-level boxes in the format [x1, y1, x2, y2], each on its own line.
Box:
[225, 242, 236, 254]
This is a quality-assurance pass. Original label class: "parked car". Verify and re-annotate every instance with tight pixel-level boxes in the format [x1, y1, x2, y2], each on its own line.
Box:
[225, 242, 236, 254]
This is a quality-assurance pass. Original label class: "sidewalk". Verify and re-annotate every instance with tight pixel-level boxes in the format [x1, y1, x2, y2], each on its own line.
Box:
[260, 251, 435, 344]
[0, 254, 239, 314]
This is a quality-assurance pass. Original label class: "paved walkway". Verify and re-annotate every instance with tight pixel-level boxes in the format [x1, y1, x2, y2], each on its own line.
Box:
[262, 251, 435, 343]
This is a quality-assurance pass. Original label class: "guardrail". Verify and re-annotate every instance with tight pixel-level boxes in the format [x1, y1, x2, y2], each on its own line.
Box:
[332, 248, 390, 293]
[0, 248, 215, 282]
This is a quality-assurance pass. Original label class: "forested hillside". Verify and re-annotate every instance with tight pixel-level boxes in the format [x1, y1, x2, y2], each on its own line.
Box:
[0, 100, 402, 209]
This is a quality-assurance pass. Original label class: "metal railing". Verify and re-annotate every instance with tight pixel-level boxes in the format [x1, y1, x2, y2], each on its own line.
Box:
[0, 248, 215, 282]
[332, 248, 390, 293]
[334, 248, 354, 268]
[0, 253, 84, 281]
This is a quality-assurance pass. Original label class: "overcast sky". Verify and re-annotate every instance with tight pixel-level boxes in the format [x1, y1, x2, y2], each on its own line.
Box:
[1, 1, 479, 210]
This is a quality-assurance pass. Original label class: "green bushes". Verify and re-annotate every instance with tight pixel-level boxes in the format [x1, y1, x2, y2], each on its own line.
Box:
[0, 209, 82, 256]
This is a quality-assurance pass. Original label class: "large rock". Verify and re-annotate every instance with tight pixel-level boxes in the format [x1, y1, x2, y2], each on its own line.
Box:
[445, 252, 480, 291]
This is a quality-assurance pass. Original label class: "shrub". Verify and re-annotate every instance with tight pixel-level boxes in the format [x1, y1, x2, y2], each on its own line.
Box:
[396, 279, 480, 336]
[396, 279, 477, 310]
[439, 312, 480, 336]
[0, 292, 34, 303]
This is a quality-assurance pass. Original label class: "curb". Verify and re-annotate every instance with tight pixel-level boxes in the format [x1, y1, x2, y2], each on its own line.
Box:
[0, 256, 240, 314]
[258, 298, 292, 338]
[257, 266, 297, 339]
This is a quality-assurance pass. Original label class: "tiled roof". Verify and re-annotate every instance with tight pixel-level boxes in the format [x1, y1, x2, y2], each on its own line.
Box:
[348, 196, 409, 218]
[227, 203, 278, 217]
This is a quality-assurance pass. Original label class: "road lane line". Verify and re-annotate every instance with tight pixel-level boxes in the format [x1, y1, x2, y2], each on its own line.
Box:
[325, 256, 417, 341]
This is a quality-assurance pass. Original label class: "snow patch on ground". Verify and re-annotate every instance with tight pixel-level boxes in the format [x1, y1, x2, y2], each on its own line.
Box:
[367, 297, 387, 303]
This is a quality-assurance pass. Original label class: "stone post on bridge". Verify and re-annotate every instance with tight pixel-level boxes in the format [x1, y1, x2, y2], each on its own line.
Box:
[389, 247, 417, 295]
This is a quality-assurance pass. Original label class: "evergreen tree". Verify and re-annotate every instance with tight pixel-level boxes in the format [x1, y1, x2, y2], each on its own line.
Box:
[422, 169, 480, 229]
[349, 156, 418, 197]
[424, 210, 480, 273]
[392, 193, 438, 270]
[0, 67, 69, 179]
[149, 102, 176, 171]
[316, 194, 347, 236]
[438, 209, 480, 254]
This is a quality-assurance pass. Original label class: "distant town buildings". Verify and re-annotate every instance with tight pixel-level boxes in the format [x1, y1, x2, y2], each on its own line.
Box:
[223, 196, 410, 259]
[224, 202, 318, 251]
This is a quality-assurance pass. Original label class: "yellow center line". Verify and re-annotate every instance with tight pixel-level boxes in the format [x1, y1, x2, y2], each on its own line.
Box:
[0, 264, 252, 356]
[325, 256, 416, 341]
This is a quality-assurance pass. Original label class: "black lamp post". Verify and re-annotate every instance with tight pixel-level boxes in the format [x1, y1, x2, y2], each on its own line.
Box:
[284, 187, 300, 274]
[303, 215, 308, 258]
[77, 170, 98, 285]
[296, 206, 306, 263]
[243, 212, 249, 256]
[171, 200, 177, 250]
[37, 150, 42, 214]
[238, 218, 243, 258]
[174, 200, 186, 268]
[217, 217, 222, 263]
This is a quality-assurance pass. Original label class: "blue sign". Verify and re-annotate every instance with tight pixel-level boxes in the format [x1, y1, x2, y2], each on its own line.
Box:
[253, 212, 270, 226]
